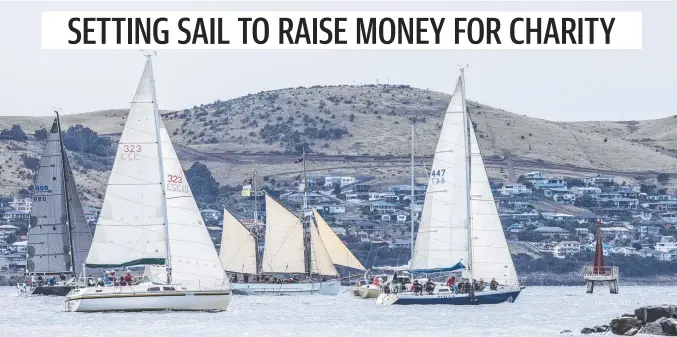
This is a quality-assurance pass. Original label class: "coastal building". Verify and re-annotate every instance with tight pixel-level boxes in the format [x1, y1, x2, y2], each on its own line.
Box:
[324, 176, 356, 188]
[2, 210, 29, 220]
[499, 184, 532, 196]
[9, 197, 32, 212]
[584, 175, 617, 188]
[533, 226, 570, 238]
[553, 241, 581, 258]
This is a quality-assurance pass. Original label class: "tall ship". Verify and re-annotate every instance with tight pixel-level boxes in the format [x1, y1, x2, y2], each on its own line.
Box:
[64, 54, 231, 312]
[220, 158, 365, 295]
[377, 69, 523, 305]
[26, 112, 94, 296]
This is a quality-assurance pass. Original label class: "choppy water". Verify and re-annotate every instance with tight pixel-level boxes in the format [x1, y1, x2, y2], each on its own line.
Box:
[0, 286, 672, 336]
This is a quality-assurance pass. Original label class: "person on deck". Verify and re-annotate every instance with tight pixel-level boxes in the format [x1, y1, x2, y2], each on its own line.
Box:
[413, 280, 423, 295]
[478, 278, 485, 291]
[119, 276, 126, 286]
[490, 278, 498, 291]
[124, 271, 133, 284]
[59, 273, 66, 284]
[446, 276, 458, 293]
[37, 275, 43, 286]
[48, 277, 55, 286]
[424, 279, 435, 295]
[243, 274, 249, 283]
[96, 278, 104, 287]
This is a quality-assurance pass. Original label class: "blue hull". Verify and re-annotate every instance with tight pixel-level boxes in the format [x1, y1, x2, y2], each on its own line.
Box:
[391, 290, 521, 305]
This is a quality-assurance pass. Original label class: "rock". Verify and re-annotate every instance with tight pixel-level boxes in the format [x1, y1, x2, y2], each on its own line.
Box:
[639, 321, 665, 335]
[581, 328, 595, 334]
[660, 318, 677, 336]
[611, 317, 643, 336]
[635, 305, 677, 323]
[560, 330, 572, 334]
[594, 325, 610, 333]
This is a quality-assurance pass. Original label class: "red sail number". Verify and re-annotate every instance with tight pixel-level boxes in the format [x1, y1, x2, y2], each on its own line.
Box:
[123, 144, 142, 152]
[167, 175, 183, 184]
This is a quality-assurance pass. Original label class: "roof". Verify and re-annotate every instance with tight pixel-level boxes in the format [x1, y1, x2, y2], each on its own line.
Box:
[559, 241, 580, 244]
[0, 225, 19, 229]
[12, 241, 27, 246]
[534, 227, 568, 233]
[3, 210, 29, 215]
[371, 201, 396, 207]
[200, 209, 221, 213]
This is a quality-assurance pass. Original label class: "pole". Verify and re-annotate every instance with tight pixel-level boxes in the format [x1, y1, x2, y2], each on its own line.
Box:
[146, 54, 172, 285]
[252, 169, 260, 273]
[302, 148, 312, 277]
[410, 123, 415, 266]
[55, 110, 77, 277]
[460, 66, 474, 282]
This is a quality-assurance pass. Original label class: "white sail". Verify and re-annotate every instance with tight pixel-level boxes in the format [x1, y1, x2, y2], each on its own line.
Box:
[411, 77, 469, 272]
[468, 125, 519, 286]
[261, 194, 306, 274]
[85, 60, 166, 268]
[313, 210, 365, 271]
[309, 217, 337, 276]
[160, 119, 227, 286]
[219, 208, 257, 274]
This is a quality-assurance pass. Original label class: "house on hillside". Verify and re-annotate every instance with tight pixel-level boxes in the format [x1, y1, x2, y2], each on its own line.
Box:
[324, 176, 356, 188]
[200, 209, 221, 221]
[584, 175, 617, 188]
[533, 226, 570, 238]
[2, 210, 29, 220]
[553, 241, 581, 258]
[553, 193, 576, 204]
[570, 186, 602, 196]
[9, 197, 32, 212]
[369, 201, 397, 214]
[500, 184, 532, 196]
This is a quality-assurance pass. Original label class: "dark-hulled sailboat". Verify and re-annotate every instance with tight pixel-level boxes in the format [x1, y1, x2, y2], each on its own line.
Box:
[26, 112, 94, 296]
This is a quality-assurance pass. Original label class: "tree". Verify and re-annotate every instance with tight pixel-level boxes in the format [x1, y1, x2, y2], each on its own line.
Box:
[5, 232, 17, 245]
[657, 173, 670, 185]
[0, 124, 27, 141]
[63, 124, 112, 156]
[34, 127, 49, 141]
[632, 242, 643, 251]
[185, 162, 219, 202]
[333, 183, 341, 197]
[574, 195, 598, 208]
[640, 184, 657, 194]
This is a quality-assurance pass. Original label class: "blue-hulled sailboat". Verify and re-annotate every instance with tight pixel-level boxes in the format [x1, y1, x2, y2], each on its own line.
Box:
[376, 68, 524, 306]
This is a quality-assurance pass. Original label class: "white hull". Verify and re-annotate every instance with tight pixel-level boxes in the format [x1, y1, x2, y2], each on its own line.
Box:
[65, 283, 232, 312]
[231, 279, 340, 295]
[358, 285, 380, 299]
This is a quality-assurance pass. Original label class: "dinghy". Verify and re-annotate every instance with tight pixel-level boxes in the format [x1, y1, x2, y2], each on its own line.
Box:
[65, 54, 231, 312]
[377, 68, 523, 306]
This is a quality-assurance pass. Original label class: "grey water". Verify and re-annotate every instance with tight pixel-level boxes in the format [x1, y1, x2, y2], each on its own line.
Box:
[0, 286, 672, 337]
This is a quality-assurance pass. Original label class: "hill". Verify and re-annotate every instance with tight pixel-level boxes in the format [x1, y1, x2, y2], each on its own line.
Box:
[1, 84, 675, 207]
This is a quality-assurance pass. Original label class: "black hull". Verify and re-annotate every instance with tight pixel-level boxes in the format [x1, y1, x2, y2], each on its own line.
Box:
[31, 285, 73, 296]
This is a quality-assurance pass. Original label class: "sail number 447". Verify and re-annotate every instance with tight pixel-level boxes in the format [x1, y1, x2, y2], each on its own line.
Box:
[430, 169, 446, 185]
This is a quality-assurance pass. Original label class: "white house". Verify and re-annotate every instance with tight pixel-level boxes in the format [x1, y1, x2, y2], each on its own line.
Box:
[330, 227, 347, 236]
[325, 176, 356, 188]
[553, 241, 581, 258]
[553, 193, 576, 204]
[584, 175, 616, 187]
[318, 205, 346, 214]
[9, 197, 32, 212]
[12, 241, 27, 253]
[2, 210, 29, 220]
[533, 226, 570, 238]
[0, 224, 19, 236]
[500, 184, 532, 196]
[369, 201, 397, 213]
[570, 186, 602, 196]
[654, 242, 677, 253]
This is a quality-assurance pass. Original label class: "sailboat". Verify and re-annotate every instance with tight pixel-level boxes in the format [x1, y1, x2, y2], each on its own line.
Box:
[26, 112, 94, 296]
[377, 68, 523, 305]
[64, 55, 231, 312]
[220, 192, 364, 295]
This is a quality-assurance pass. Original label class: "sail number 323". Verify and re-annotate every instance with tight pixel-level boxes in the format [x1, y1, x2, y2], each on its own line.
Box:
[430, 169, 446, 185]
[120, 144, 142, 161]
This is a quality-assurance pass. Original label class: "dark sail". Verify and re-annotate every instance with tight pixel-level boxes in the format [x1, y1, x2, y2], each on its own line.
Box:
[63, 150, 94, 276]
[27, 119, 70, 274]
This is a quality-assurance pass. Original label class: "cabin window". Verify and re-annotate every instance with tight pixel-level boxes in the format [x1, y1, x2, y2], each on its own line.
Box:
[438, 289, 449, 293]
[162, 287, 175, 291]
[147, 287, 161, 292]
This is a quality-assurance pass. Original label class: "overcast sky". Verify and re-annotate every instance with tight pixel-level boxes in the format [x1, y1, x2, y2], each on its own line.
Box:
[0, 1, 674, 121]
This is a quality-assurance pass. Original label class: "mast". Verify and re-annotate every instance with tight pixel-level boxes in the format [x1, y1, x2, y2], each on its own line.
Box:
[146, 53, 172, 284]
[409, 123, 415, 266]
[301, 148, 311, 277]
[460, 66, 474, 282]
[55, 110, 77, 276]
[252, 169, 260, 273]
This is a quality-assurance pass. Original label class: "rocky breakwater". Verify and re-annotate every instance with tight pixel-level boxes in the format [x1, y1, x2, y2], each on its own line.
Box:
[579, 305, 677, 336]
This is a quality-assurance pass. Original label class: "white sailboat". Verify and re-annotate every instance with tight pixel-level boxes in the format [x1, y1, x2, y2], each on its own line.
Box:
[377, 68, 523, 305]
[221, 193, 364, 295]
[26, 112, 95, 296]
[64, 55, 231, 312]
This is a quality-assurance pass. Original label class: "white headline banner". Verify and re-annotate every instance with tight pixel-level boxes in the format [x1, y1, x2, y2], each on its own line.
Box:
[41, 11, 643, 50]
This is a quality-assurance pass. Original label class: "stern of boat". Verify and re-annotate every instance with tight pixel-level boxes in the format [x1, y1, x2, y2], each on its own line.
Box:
[318, 279, 342, 296]
[376, 293, 400, 305]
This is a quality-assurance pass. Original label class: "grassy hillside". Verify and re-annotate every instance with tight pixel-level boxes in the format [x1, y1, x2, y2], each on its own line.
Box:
[1, 84, 675, 207]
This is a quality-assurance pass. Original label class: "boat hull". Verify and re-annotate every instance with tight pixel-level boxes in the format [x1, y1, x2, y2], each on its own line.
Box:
[358, 286, 380, 299]
[376, 288, 522, 305]
[231, 279, 340, 295]
[31, 285, 73, 296]
[65, 285, 232, 312]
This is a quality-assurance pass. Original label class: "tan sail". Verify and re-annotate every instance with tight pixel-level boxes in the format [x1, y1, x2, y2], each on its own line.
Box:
[261, 194, 306, 274]
[219, 209, 257, 275]
[313, 210, 365, 271]
[309, 217, 338, 276]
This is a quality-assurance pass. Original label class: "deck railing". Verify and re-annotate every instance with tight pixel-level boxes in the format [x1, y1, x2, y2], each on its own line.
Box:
[582, 265, 618, 278]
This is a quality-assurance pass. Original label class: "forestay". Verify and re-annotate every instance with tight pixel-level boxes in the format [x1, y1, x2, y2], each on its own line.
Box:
[410, 77, 469, 273]
[219, 209, 257, 274]
[261, 194, 305, 274]
[313, 210, 365, 271]
[85, 59, 166, 268]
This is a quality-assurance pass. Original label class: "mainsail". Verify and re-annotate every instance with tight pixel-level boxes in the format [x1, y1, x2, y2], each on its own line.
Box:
[410, 76, 469, 273]
[219, 209, 257, 274]
[27, 119, 93, 276]
[312, 209, 365, 271]
[85, 59, 166, 268]
[260, 194, 306, 274]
